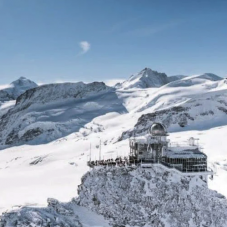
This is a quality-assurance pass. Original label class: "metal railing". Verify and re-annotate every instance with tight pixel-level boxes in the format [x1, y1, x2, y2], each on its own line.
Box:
[88, 157, 209, 173]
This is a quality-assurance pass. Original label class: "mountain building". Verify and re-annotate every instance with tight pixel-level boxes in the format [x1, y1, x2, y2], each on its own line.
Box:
[129, 123, 208, 173]
[88, 123, 213, 180]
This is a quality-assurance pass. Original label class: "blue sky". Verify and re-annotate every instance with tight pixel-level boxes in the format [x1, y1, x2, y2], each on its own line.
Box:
[0, 0, 227, 84]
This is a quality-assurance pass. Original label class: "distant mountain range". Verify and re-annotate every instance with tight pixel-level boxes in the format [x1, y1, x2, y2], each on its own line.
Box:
[116, 67, 223, 89]
[0, 69, 225, 148]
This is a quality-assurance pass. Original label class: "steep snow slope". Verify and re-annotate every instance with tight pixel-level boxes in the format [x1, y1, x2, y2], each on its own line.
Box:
[0, 77, 37, 102]
[0, 82, 126, 149]
[192, 73, 223, 81]
[118, 68, 168, 89]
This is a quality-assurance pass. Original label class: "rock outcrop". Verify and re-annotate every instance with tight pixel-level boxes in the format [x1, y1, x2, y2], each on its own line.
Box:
[77, 166, 227, 227]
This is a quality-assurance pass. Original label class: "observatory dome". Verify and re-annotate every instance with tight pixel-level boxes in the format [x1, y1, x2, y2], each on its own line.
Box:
[149, 123, 167, 136]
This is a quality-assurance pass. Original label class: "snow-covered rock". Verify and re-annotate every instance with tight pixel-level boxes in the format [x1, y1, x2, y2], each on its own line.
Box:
[0, 77, 37, 102]
[77, 166, 227, 227]
[0, 199, 83, 227]
[0, 198, 110, 227]
[1, 166, 227, 227]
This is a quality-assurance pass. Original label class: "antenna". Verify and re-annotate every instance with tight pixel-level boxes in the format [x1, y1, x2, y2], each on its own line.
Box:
[99, 139, 101, 161]
[90, 143, 91, 162]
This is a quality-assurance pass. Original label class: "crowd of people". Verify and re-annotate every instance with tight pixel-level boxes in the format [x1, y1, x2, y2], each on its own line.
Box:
[87, 156, 135, 167]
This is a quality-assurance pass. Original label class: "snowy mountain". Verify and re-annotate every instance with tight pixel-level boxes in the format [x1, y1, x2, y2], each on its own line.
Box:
[0, 81, 126, 148]
[0, 69, 227, 226]
[121, 77, 227, 138]
[117, 68, 169, 89]
[117, 68, 223, 90]
[0, 77, 38, 102]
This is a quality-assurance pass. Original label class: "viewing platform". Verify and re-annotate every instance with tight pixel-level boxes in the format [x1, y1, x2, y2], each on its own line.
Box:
[87, 123, 214, 180]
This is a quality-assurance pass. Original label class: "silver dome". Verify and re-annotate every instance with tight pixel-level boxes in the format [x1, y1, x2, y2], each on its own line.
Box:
[149, 123, 167, 136]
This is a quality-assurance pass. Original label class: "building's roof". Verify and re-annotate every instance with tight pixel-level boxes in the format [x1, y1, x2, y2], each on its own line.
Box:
[130, 135, 167, 144]
[149, 123, 167, 136]
[165, 146, 206, 159]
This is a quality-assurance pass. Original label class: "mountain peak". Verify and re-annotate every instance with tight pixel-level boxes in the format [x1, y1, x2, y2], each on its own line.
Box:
[18, 76, 27, 80]
[119, 68, 168, 89]
[11, 77, 37, 85]
[0, 77, 38, 102]
[140, 67, 160, 74]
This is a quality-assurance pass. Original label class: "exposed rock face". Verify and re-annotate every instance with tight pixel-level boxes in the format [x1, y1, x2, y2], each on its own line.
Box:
[77, 166, 227, 227]
[0, 82, 126, 149]
[0, 77, 38, 102]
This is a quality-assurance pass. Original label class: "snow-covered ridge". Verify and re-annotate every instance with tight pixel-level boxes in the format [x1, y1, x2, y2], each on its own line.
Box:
[167, 75, 187, 82]
[0, 81, 126, 148]
[165, 73, 223, 88]
[16, 81, 112, 107]
[116, 67, 223, 90]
